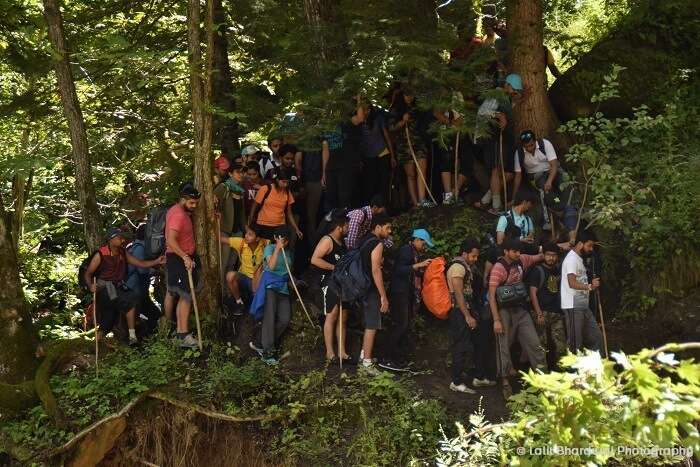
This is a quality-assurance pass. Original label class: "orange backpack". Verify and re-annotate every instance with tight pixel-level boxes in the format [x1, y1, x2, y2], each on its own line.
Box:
[421, 257, 452, 319]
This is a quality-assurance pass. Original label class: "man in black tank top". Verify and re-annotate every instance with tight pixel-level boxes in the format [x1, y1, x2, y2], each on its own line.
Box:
[310, 211, 351, 362]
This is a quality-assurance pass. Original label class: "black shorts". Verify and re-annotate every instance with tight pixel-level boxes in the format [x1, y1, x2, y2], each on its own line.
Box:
[95, 286, 139, 333]
[254, 223, 279, 241]
[362, 289, 382, 330]
[479, 136, 515, 172]
[166, 253, 203, 302]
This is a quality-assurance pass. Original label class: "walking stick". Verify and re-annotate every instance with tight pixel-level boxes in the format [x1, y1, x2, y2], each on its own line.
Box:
[596, 288, 609, 358]
[405, 127, 438, 206]
[280, 248, 318, 329]
[498, 130, 508, 207]
[339, 299, 343, 370]
[93, 278, 99, 378]
[454, 131, 460, 199]
[186, 267, 203, 351]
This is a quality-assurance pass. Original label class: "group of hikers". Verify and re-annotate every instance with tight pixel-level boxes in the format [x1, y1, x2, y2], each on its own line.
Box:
[79, 13, 606, 398]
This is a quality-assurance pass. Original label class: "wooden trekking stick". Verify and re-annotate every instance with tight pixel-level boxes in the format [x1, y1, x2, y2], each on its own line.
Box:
[186, 268, 204, 351]
[405, 127, 438, 205]
[339, 299, 343, 370]
[280, 248, 317, 329]
[498, 130, 508, 207]
[93, 278, 99, 378]
[454, 131, 460, 198]
[595, 288, 609, 358]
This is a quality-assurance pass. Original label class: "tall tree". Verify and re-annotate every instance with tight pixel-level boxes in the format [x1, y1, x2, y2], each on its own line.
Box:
[188, 0, 221, 315]
[507, 0, 560, 141]
[211, 0, 240, 156]
[42, 0, 102, 252]
[0, 199, 38, 385]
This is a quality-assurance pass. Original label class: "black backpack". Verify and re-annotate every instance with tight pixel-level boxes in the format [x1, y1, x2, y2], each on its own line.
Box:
[78, 250, 100, 292]
[328, 237, 379, 304]
[144, 206, 169, 260]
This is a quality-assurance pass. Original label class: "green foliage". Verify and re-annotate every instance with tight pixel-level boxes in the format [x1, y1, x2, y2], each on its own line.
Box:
[438, 344, 700, 466]
[560, 67, 700, 315]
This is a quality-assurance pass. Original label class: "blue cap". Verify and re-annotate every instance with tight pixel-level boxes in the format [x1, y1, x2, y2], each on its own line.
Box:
[411, 228, 434, 248]
[505, 73, 523, 91]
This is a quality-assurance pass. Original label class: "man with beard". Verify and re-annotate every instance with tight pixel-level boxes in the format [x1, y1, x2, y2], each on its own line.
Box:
[164, 182, 203, 349]
[560, 230, 602, 353]
[527, 242, 566, 369]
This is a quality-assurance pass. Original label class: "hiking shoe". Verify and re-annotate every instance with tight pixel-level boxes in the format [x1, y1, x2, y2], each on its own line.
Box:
[249, 341, 264, 357]
[450, 382, 477, 394]
[419, 199, 436, 208]
[262, 355, 279, 366]
[359, 362, 382, 377]
[378, 360, 409, 372]
[473, 377, 497, 387]
[178, 333, 199, 349]
[128, 336, 139, 347]
[442, 193, 455, 205]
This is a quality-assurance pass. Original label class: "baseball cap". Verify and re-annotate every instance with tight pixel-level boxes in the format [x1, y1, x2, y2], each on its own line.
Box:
[411, 228, 435, 248]
[179, 181, 201, 199]
[106, 227, 127, 241]
[241, 145, 259, 156]
[214, 156, 230, 171]
[520, 129, 535, 143]
[505, 74, 523, 91]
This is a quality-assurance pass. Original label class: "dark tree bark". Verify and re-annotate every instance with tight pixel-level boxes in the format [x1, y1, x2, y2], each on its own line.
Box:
[506, 0, 560, 142]
[303, 0, 348, 81]
[43, 0, 102, 252]
[211, 0, 240, 157]
[188, 0, 221, 316]
[0, 199, 38, 386]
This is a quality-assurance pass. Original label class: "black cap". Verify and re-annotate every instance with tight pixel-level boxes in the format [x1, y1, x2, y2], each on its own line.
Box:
[179, 181, 201, 199]
[106, 227, 127, 241]
[520, 129, 535, 143]
[501, 237, 522, 252]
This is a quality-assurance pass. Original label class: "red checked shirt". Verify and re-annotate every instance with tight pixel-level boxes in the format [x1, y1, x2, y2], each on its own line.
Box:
[488, 254, 539, 288]
[345, 206, 394, 250]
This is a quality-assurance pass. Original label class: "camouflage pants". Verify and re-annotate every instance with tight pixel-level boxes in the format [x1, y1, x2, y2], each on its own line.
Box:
[535, 310, 567, 370]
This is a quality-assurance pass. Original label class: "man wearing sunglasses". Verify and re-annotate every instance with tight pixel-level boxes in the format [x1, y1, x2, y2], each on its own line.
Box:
[511, 129, 577, 243]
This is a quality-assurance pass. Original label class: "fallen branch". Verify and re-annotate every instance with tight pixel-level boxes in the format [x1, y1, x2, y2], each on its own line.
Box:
[36, 390, 284, 462]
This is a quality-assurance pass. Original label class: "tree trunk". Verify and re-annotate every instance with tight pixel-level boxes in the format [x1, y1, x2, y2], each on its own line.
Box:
[188, 0, 221, 316]
[303, 0, 347, 81]
[0, 200, 38, 385]
[506, 0, 560, 142]
[43, 0, 102, 252]
[211, 0, 240, 157]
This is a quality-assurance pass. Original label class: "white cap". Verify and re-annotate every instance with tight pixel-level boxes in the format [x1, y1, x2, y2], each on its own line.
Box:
[241, 145, 258, 156]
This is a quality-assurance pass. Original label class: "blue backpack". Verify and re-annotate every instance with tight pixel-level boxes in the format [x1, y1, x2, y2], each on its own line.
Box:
[329, 237, 379, 303]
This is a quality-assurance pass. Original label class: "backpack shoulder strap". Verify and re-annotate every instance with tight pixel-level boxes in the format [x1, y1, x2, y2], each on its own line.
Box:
[258, 184, 273, 208]
[537, 138, 545, 152]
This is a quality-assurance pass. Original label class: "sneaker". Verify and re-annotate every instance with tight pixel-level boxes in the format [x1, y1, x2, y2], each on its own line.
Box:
[473, 377, 497, 387]
[249, 341, 264, 357]
[178, 333, 199, 349]
[378, 360, 409, 372]
[128, 336, 139, 347]
[340, 355, 357, 366]
[360, 362, 382, 376]
[450, 382, 477, 394]
[442, 192, 455, 205]
[419, 199, 436, 208]
[262, 355, 279, 366]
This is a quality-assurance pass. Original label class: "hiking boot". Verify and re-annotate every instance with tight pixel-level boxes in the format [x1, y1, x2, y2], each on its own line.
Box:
[450, 382, 477, 394]
[262, 350, 279, 365]
[178, 333, 199, 349]
[359, 362, 382, 376]
[249, 341, 264, 358]
[378, 360, 409, 372]
[473, 377, 497, 387]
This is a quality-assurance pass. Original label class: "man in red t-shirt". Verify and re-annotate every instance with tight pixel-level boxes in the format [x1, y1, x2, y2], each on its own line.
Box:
[164, 182, 203, 348]
[487, 238, 545, 399]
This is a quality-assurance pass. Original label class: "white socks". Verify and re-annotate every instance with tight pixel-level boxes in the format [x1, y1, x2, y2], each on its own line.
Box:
[481, 190, 492, 205]
[492, 193, 502, 210]
[129, 329, 136, 339]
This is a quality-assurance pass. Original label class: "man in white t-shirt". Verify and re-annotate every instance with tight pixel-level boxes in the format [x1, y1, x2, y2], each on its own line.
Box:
[560, 230, 602, 353]
[511, 130, 578, 242]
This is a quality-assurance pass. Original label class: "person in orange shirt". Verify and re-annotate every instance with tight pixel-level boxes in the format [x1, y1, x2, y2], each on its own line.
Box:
[247, 167, 303, 241]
